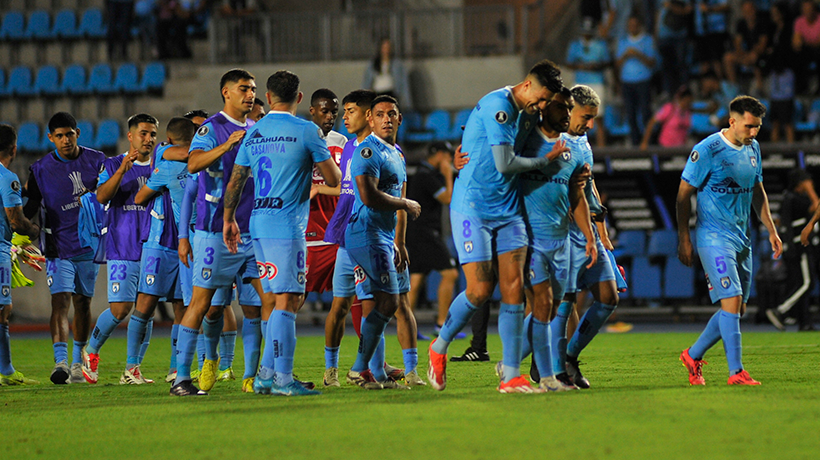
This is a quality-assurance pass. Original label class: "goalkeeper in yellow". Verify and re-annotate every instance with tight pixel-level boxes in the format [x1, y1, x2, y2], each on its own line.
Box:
[0, 124, 42, 385]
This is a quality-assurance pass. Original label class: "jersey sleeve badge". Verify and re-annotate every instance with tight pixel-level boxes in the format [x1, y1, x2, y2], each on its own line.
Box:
[361, 147, 373, 159]
[10, 180, 20, 192]
[197, 125, 209, 136]
[690, 150, 699, 162]
[495, 111, 509, 124]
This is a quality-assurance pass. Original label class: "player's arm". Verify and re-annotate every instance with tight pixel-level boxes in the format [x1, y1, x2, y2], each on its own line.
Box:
[5, 206, 39, 240]
[160, 145, 190, 162]
[222, 164, 251, 253]
[492, 142, 569, 174]
[676, 180, 697, 266]
[753, 182, 783, 259]
[313, 184, 341, 198]
[394, 182, 410, 271]
[134, 184, 160, 206]
[178, 175, 197, 267]
[453, 144, 469, 171]
[188, 130, 246, 174]
[315, 158, 341, 188]
[434, 158, 454, 205]
[570, 169, 598, 269]
[356, 175, 420, 219]
[588, 176, 613, 251]
[96, 152, 138, 204]
[22, 169, 42, 220]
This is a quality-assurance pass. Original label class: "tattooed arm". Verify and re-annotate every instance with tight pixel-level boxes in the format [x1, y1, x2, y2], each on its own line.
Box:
[222, 164, 251, 254]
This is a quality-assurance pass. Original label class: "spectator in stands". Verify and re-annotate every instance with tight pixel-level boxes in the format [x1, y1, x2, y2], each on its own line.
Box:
[692, 0, 730, 78]
[723, 0, 771, 94]
[107, 0, 136, 60]
[362, 38, 413, 111]
[792, 0, 820, 94]
[615, 15, 658, 146]
[764, 3, 796, 142]
[640, 85, 693, 149]
[601, 0, 638, 41]
[156, 0, 192, 59]
[566, 17, 611, 147]
[656, 1, 693, 98]
[135, 0, 158, 60]
[698, 70, 738, 127]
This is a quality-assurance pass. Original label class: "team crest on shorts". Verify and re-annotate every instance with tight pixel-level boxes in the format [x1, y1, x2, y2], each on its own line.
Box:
[47, 276, 53, 287]
[297, 272, 306, 284]
[528, 269, 535, 281]
[197, 125, 209, 136]
[112, 282, 120, 293]
[464, 241, 473, 253]
[201, 268, 212, 280]
[380, 273, 390, 285]
[750, 156, 757, 167]
[146, 275, 155, 286]
[1, 286, 9, 297]
[266, 263, 278, 280]
[720, 277, 731, 289]
[354, 265, 366, 285]
[257, 262, 266, 278]
[495, 111, 508, 124]
[360, 148, 372, 159]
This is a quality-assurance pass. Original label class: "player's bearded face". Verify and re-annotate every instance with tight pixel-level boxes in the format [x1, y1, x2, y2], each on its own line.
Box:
[544, 96, 572, 133]
[568, 105, 598, 136]
[369, 102, 401, 140]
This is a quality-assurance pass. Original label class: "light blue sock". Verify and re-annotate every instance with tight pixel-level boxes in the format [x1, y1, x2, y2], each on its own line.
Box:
[53, 342, 68, 363]
[72, 340, 87, 366]
[325, 346, 340, 369]
[521, 314, 534, 360]
[272, 310, 297, 387]
[432, 291, 478, 355]
[718, 310, 743, 375]
[531, 318, 552, 380]
[351, 310, 390, 373]
[368, 334, 387, 381]
[169, 324, 180, 371]
[0, 324, 14, 375]
[567, 301, 617, 358]
[259, 318, 276, 378]
[138, 319, 153, 364]
[550, 301, 572, 375]
[126, 315, 149, 368]
[242, 318, 261, 379]
[498, 302, 525, 382]
[174, 326, 198, 384]
[87, 309, 122, 354]
[261, 320, 268, 341]
[689, 310, 722, 360]
[196, 333, 205, 370]
[219, 331, 237, 370]
[402, 348, 418, 374]
[202, 316, 222, 361]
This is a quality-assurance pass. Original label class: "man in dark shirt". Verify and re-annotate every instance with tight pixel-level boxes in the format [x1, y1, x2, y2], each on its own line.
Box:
[405, 142, 461, 340]
[723, 0, 771, 92]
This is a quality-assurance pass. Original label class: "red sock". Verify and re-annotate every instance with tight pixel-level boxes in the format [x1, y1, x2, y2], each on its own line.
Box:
[351, 297, 363, 338]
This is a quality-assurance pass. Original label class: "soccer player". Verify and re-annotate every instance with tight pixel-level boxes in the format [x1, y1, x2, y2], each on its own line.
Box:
[250, 98, 266, 122]
[24, 112, 105, 384]
[172, 68, 263, 396]
[517, 88, 597, 392]
[428, 60, 564, 393]
[343, 95, 420, 389]
[82, 114, 157, 384]
[224, 70, 340, 396]
[0, 124, 42, 385]
[678, 95, 781, 386]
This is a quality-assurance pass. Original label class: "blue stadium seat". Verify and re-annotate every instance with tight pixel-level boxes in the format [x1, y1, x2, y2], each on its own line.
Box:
[52, 9, 80, 39]
[646, 229, 678, 257]
[17, 122, 40, 152]
[78, 9, 106, 39]
[404, 112, 434, 143]
[88, 63, 114, 95]
[24, 10, 53, 40]
[61, 64, 88, 95]
[424, 109, 451, 142]
[7, 66, 35, 96]
[95, 119, 120, 150]
[663, 257, 695, 299]
[613, 230, 646, 258]
[140, 62, 166, 93]
[113, 62, 141, 93]
[34, 65, 61, 96]
[449, 108, 471, 141]
[631, 256, 662, 299]
[76, 120, 95, 144]
[38, 128, 52, 151]
[690, 113, 713, 137]
[0, 11, 25, 41]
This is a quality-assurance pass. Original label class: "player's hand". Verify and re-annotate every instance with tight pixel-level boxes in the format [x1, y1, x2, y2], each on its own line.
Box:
[575, 163, 592, 189]
[801, 223, 814, 246]
[453, 145, 469, 171]
[223, 220, 242, 254]
[585, 239, 598, 269]
[310, 185, 319, 200]
[770, 232, 783, 259]
[178, 237, 193, 267]
[546, 140, 569, 162]
[600, 232, 614, 251]
[395, 243, 410, 272]
[404, 199, 421, 220]
[678, 237, 694, 267]
[223, 130, 246, 151]
[118, 151, 139, 174]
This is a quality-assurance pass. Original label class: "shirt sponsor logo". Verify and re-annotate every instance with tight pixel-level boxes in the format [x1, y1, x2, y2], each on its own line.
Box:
[266, 262, 278, 280]
[353, 265, 366, 284]
[257, 262, 266, 278]
[705, 274, 713, 291]
[244, 135, 297, 146]
[254, 197, 283, 209]
[710, 177, 752, 194]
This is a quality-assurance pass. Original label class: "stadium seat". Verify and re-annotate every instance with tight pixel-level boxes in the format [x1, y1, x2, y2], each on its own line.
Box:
[7, 66, 35, 96]
[52, 10, 80, 39]
[95, 119, 120, 150]
[16, 122, 40, 152]
[78, 9, 106, 39]
[88, 63, 114, 95]
[24, 10, 53, 41]
[61, 64, 88, 95]
[424, 109, 451, 142]
[76, 120, 95, 144]
[113, 62, 141, 94]
[33, 65, 61, 96]
[613, 230, 646, 258]
[404, 112, 434, 143]
[646, 229, 678, 258]
[140, 62, 166, 94]
[449, 108, 471, 141]
[663, 257, 695, 299]
[630, 256, 662, 299]
[38, 128, 52, 151]
[0, 11, 25, 41]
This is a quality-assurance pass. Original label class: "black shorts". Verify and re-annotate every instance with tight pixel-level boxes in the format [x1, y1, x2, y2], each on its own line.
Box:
[769, 99, 794, 124]
[406, 230, 457, 275]
[694, 33, 728, 64]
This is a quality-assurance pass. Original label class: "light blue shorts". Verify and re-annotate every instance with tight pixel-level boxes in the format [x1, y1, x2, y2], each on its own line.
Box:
[397, 266, 410, 294]
[107, 260, 140, 303]
[182, 233, 232, 306]
[0, 251, 11, 305]
[568, 239, 615, 293]
[451, 209, 528, 264]
[348, 243, 399, 299]
[46, 257, 98, 297]
[252, 238, 307, 294]
[193, 231, 256, 290]
[698, 245, 752, 304]
[234, 275, 261, 306]
[527, 236, 571, 299]
[138, 246, 182, 300]
[332, 246, 357, 298]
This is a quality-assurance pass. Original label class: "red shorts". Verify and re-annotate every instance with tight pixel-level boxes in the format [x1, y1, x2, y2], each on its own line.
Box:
[305, 244, 338, 293]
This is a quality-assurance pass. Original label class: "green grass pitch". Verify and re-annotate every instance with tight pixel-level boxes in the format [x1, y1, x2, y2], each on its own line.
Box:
[3, 331, 819, 459]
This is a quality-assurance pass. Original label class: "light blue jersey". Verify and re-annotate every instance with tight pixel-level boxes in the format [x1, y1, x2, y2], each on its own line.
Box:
[0, 164, 22, 252]
[234, 111, 331, 240]
[682, 131, 762, 252]
[345, 134, 407, 248]
[520, 129, 585, 240]
[146, 142, 190, 225]
[451, 87, 537, 220]
[565, 133, 602, 246]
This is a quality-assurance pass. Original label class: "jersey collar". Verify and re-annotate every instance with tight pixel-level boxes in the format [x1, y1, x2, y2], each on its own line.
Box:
[220, 111, 248, 127]
[505, 85, 521, 112]
[536, 126, 561, 143]
[371, 133, 398, 152]
[267, 110, 292, 116]
[719, 130, 744, 151]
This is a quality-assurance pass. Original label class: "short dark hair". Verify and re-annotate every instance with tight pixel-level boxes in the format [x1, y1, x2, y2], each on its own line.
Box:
[166, 117, 197, 144]
[371, 94, 399, 112]
[253, 98, 265, 107]
[311, 88, 338, 106]
[428, 141, 453, 157]
[342, 89, 376, 108]
[266, 71, 300, 104]
[183, 109, 209, 120]
[48, 112, 77, 133]
[219, 68, 255, 101]
[729, 95, 767, 118]
[0, 124, 16, 155]
[127, 113, 159, 130]
[528, 59, 563, 94]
